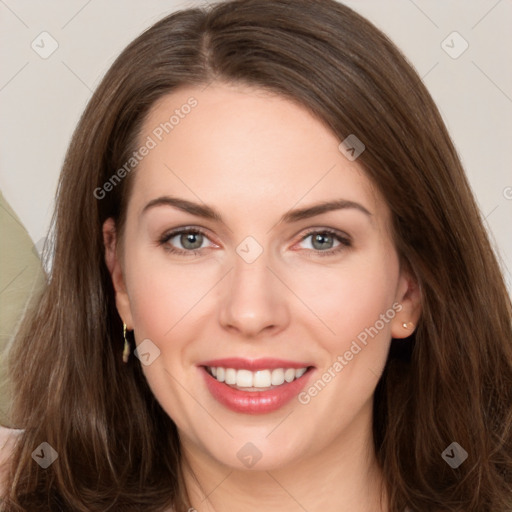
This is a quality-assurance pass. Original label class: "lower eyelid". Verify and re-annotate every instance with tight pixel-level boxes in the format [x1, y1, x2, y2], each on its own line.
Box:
[160, 229, 213, 251]
[159, 228, 351, 255]
[298, 230, 352, 256]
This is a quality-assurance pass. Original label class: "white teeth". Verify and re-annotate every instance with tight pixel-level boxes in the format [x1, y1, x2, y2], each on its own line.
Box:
[207, 366, 309, 388]
[225, 368, 237, 385]
[253, 370, 271, 387]
[295, 367, 307, 378]
[284, 368, 296, 383]
[271, 368, 285, 385]
[236, 369, 253, 387]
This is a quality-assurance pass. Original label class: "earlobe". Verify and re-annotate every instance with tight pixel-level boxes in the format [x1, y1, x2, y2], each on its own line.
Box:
[102, 218, 134, 330]
[391, 269, 422, 339]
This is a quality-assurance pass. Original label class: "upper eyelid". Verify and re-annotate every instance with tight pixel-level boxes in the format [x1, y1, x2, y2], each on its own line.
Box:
[161, 226, 350, 247]
[301, 227, 351, 240]
[161, 227, 217, 245]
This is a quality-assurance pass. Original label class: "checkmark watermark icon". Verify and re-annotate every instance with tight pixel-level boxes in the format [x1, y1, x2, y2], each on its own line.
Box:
[31, 442, 59, 469]
[31, 31, 59, 59]
[441, 31, 469, 59]
[441, 441, 468, 469]
[134, 338, 161, 366]
[237, 442, 263, 468]
[236, 236, 264, 264]
[338, 134, 365, 161]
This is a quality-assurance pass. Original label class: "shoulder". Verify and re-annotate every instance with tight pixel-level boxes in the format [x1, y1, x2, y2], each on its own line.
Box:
[0, 425, 24, 455]
[0, 426, 24, 497]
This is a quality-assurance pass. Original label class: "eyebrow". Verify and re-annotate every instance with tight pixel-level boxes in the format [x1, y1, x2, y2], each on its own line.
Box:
[141, 195, 372, 224]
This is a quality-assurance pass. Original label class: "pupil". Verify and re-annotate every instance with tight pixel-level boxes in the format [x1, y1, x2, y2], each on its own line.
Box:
[313, 233, 332, 250]
[183, 233, 202, 250]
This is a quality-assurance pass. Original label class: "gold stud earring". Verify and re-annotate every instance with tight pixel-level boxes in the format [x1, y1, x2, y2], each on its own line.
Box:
[402, 322, 414, 329]
[122, 323, 131, 363]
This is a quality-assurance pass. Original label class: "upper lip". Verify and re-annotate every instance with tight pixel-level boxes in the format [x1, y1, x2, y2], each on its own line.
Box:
[199, 357, 314, 371]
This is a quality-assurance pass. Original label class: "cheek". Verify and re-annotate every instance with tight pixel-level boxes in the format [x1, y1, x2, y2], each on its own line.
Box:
[122, 249, 208, 420]
[125, 247, 214, 341]
[298, 247, 400, 352]
[294, 249, 400, 430]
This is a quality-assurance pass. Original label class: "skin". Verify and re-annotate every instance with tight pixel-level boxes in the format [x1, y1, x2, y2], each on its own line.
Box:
[103, 82, 421, 512]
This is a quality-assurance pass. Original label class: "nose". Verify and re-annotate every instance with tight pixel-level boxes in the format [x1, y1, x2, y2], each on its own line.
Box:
[218, 250, 290, 338]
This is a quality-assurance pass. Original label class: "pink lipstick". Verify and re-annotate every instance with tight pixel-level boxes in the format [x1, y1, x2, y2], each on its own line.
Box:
[198, 357, 315, 414]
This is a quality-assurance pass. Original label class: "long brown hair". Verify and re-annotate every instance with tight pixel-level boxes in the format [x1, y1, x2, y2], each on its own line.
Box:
[2, 0, 511, 510]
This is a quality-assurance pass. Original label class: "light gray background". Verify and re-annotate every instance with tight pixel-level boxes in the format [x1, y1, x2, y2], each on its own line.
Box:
[1, 0, 511, 292]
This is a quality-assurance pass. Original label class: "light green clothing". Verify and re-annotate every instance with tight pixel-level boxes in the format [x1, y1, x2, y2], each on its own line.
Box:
[0, 191, 46, 427]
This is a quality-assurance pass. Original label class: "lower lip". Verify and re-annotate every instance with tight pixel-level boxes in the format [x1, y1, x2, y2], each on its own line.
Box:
[200, 366, 314, 414]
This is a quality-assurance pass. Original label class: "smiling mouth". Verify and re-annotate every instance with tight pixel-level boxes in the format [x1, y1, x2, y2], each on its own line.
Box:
[204, 365, 313, 391]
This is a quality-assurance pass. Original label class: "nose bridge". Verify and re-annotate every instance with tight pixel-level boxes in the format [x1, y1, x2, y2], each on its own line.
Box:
[218, 240, 288, 336]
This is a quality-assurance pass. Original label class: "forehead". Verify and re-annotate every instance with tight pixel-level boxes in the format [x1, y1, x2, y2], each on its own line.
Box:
[128, 82, 388, 227]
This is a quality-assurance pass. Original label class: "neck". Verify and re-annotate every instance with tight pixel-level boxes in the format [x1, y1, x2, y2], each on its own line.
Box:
[180, 399, 388, 512]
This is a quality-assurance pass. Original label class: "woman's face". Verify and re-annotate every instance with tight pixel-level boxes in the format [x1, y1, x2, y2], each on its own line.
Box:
[104, 82, 420, 471]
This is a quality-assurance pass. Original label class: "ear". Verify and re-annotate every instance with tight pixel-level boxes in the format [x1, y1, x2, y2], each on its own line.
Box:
[390, 265, 422, 339]
[103, 217, 134, 330]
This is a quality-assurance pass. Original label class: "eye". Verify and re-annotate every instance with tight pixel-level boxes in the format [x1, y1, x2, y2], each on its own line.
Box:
[296, 228, 352, 257]
[158, 227, 352, 258]
[158, 228, 214, 256]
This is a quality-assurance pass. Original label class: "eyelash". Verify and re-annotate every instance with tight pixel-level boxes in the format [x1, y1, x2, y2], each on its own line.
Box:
[157, 227, 352, 258]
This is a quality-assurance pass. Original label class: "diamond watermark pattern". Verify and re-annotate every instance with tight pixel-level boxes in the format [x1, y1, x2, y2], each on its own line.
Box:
[134, 338, 161, 366]
[237, 442, 263, 468]
[338, 134, 365, 161]
[31, 442, 59, 469]
[441, 442, 468, 469]
[441, 31, 469, 59]
[31, 31, 59, 59]
[236, 236, 263, 264]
